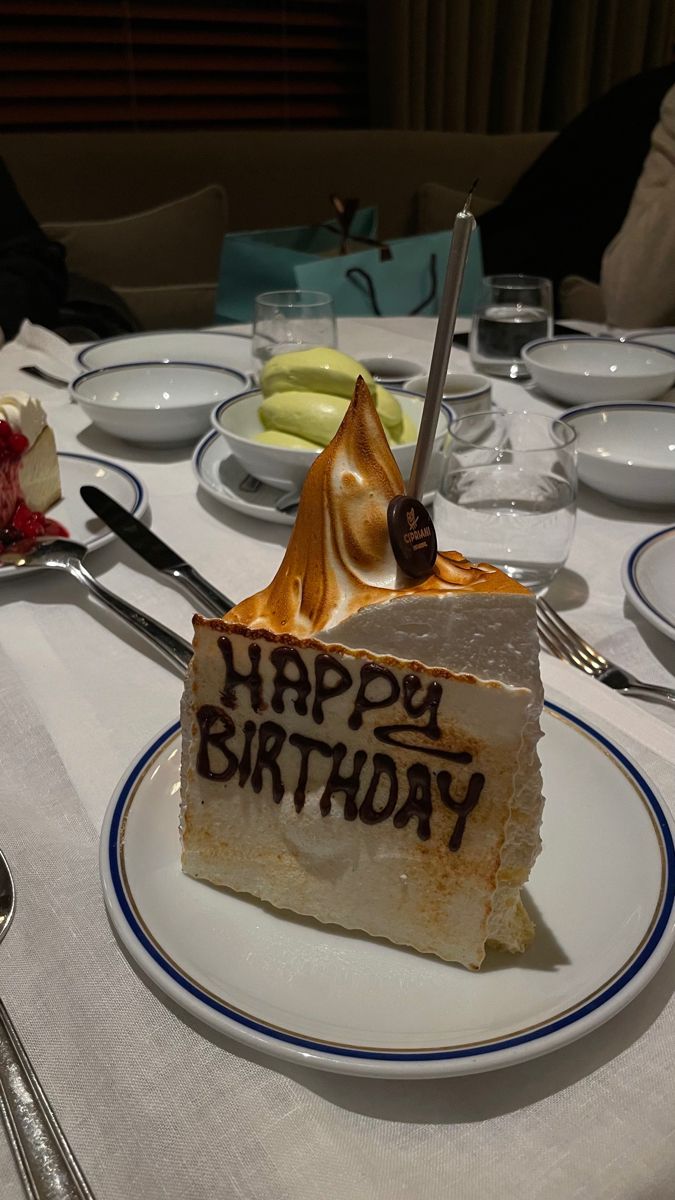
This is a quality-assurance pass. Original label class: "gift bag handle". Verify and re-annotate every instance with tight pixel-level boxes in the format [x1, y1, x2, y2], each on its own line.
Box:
[345, 255, 439, 317]
[326, 195, 393, 260]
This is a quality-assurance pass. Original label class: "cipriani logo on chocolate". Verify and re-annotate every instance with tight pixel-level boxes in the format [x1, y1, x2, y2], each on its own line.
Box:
[194, 628, 486, 854]
[387, 495, 437, 579]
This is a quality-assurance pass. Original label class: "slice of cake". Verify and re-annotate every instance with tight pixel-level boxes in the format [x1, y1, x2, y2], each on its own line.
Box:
[0, 392, 63, 545]
[180, 379, 544, 969]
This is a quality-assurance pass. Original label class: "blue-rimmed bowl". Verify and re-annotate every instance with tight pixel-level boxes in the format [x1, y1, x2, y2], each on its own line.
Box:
[71, 361, 248, 446]
[522, 336, 675, 405]
[210, 386, 444, 492]
[561, 402, 675, 506]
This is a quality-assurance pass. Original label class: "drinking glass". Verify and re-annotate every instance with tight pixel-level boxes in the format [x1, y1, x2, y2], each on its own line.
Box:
[252, 289, 337, 376]
[469, 275, 553, 379]
[434, 410, 577, 592]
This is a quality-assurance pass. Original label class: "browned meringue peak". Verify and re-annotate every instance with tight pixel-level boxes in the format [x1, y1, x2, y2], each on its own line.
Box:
[228, 377, 527, 635]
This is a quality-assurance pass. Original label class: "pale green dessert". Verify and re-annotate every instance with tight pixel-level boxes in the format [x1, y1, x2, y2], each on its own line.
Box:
[256, 347, 417, 449]
[259, 391, 350, 447]
[253, 429, 322, 450]
[260, 347, 377, 400]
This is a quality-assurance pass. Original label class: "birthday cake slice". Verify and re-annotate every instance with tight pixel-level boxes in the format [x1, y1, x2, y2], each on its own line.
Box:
[180, 379, 544, 969]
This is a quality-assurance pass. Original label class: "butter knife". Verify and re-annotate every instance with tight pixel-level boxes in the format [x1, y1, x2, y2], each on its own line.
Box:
[80, 486, 233, 616]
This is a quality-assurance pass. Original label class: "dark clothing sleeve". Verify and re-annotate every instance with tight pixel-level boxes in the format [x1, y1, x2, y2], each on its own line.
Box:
[0, 156, 68, 341]
[478, 64, 675, 305]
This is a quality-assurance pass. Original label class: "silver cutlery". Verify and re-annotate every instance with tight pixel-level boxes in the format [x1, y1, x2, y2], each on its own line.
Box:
[19, 366, 69, 389]
[79, 486, 234, 616]
[537, 597, 675, 707]
[0, 847, 96, 1199]
[4, 538, 192, 673]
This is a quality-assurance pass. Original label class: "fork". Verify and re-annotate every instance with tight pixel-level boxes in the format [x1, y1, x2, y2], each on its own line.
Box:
[536, 597, 675, 707]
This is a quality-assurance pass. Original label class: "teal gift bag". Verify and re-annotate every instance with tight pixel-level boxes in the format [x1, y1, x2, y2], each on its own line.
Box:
[215, 206, 378, 324]
[294, 228, 483, 318]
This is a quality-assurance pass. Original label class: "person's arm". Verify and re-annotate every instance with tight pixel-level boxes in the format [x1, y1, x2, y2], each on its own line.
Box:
[0, 157, 68, 343]
[601, 86, 675, 328]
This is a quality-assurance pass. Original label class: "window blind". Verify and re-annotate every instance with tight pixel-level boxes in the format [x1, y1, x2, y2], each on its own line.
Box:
[0, 0, 369, 130]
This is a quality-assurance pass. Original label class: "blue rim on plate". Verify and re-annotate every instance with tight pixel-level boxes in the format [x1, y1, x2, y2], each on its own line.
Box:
[101, 701, 675, 1074]
[622, 525, 675, 636]
[562, 401, 675, 423]
[59, 451, 145, 513]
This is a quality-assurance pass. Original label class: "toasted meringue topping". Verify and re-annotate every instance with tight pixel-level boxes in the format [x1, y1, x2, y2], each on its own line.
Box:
[228, 377, 527, 634]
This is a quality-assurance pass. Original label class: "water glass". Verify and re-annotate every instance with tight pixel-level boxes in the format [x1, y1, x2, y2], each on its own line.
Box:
[434, 410, 577, 592]
[252, 289, 337, 377]
[469, 275, 553, 379]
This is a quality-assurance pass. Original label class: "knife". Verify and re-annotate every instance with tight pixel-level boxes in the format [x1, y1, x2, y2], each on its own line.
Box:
[80, 485, 234, 617]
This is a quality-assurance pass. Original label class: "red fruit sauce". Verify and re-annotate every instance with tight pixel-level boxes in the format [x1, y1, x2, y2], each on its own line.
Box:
[0, 418, 69, 552]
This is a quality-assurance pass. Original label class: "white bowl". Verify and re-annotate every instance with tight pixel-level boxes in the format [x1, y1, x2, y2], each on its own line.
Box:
[76, 330, 252, 373]
[72, 362, 248, 446]
[561, 403, 675, 506]
[625, 328, 675, 355]
[211, 387, 447, 492]
[359, 355, 424, 382]
[405, 372, 494, 438]
[521, 336, 675, 404]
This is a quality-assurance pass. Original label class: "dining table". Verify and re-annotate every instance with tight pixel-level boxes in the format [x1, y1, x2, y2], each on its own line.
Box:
[0, 314, 674, 1200]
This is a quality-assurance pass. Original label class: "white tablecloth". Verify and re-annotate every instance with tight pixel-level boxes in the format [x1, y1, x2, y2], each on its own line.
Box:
[0, 317, 674, 1199]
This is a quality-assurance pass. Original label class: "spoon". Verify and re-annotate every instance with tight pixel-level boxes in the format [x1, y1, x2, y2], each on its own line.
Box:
[19, 365, 70, 389]
[0, 847, 96, 1198]
[2, 538, 192, 673]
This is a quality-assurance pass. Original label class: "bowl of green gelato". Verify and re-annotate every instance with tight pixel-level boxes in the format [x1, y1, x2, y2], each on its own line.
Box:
[210, 348, 448, 493]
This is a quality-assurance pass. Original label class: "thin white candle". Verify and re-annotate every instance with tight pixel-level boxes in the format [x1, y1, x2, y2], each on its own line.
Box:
[407, 187, 477, 499]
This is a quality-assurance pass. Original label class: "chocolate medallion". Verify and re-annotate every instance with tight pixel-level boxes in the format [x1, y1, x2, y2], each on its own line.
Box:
[387, 495, 438, 580]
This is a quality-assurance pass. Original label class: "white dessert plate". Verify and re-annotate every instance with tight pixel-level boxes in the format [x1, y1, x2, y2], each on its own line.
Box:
[0, 451, 146, 580]
[76, 329, 253, 377]
[192, 430, 437, 526]
[621, 525, 675, 642]
[100, 703, 675, 1079]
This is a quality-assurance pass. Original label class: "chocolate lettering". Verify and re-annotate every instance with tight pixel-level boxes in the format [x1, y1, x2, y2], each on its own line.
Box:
[393, 764, 432, 840]
[437, 771, 485, 851]
[375, 674, 471, 762]
[238, 719, 256, 787]
[319, 743, 368, 818]
[288, 732, 332, 812]
[270, 647, 311, 716]
[348, 663, 400, 730]
[402, 675, 442, 736]
[250, 720, 286, 804]
[196, 705, 238, 781]
[359, 753, 398, 824]
[218, 636, 264, 712]
[312, 654, 353, 724]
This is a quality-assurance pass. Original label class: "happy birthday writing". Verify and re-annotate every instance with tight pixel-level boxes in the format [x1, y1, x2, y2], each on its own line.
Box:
[195, 635, 486, 852]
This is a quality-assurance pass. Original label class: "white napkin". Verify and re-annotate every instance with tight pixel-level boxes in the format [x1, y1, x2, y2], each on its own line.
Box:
[1, 644, 674, 1200]
[0, 320, 80, 398]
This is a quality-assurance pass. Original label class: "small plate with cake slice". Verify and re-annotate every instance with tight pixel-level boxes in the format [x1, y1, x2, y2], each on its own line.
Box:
[100, 379, 675, 1079]
[100, 701, 675, 1079]
[0, 391, 146, 577]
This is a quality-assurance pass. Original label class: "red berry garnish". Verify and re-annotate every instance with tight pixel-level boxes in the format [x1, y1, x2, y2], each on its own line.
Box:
[0, 420, 11, 443]
[9, 431, 28, 457]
